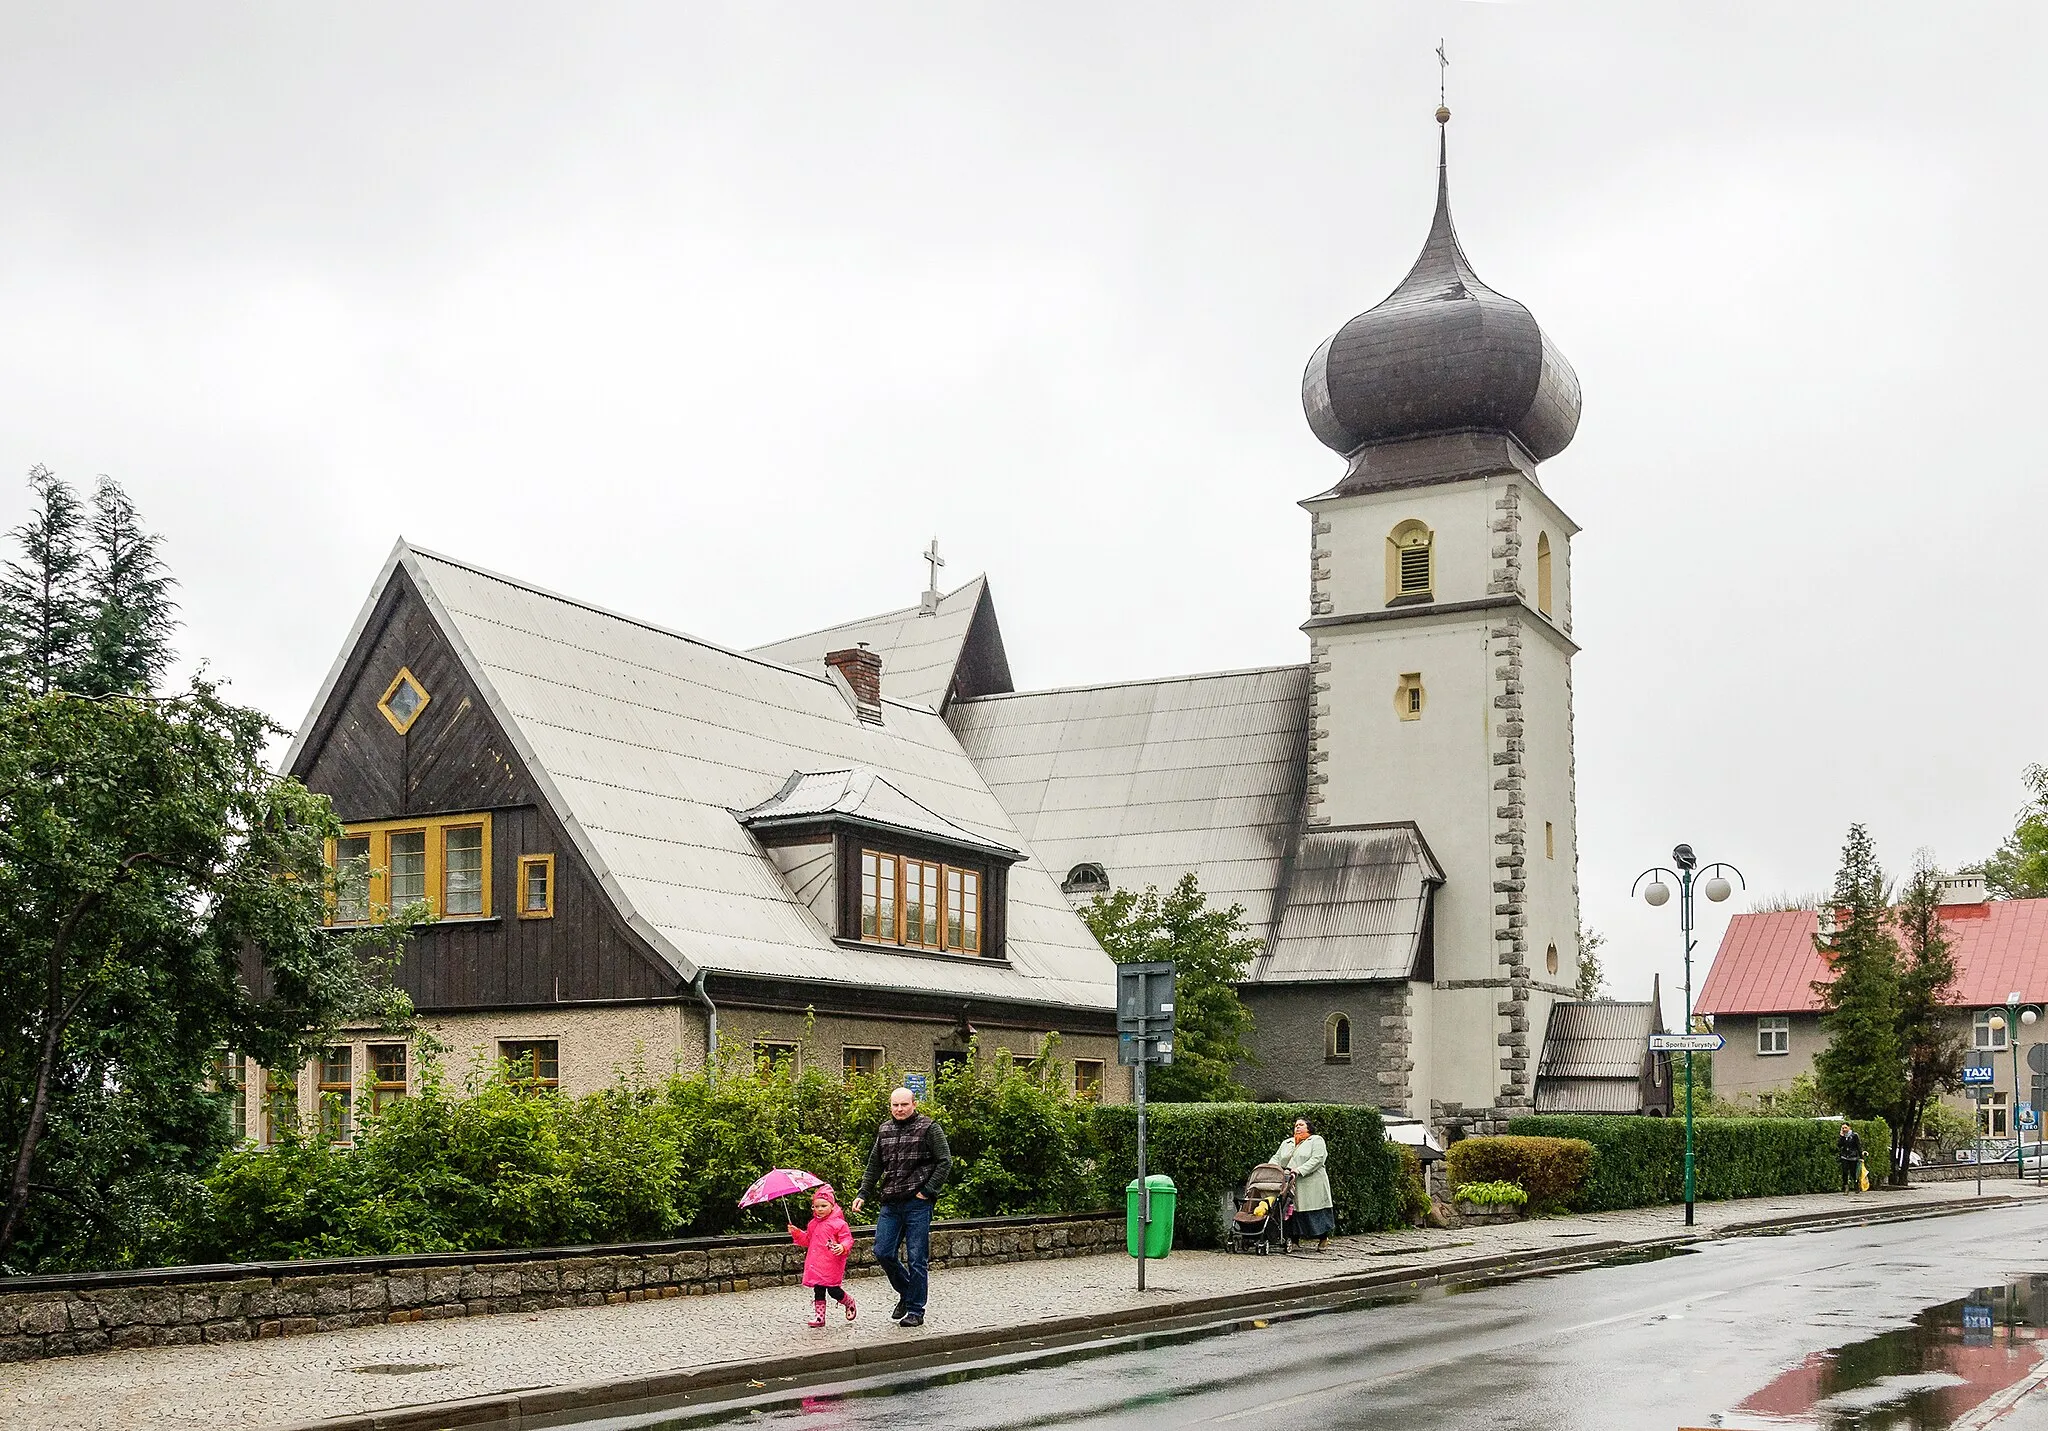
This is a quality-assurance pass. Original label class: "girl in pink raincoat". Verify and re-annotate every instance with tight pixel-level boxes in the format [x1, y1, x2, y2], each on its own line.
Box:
[789, 1185, 857, 1326]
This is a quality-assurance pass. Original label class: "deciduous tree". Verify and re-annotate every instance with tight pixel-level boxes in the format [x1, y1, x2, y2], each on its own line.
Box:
[1574, 923, 1607, 1000]
[0, 685, 414, 1272]
[1080, 873, 1259, 1102]
[1984, 765, 2048, 901]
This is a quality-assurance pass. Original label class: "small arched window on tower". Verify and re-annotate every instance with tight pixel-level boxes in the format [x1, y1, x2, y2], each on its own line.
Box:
[1385, 520, 1434, 606]
[1325, 1013, 1351, 1064]
[1395, 672, 1425, 722]
[1546, 942, 1559, 976]
[1536, 531, 1554, 617]
[1062, 862, 1109, 896]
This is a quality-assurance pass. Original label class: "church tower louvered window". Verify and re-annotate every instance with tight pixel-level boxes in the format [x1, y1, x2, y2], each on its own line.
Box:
[1386, 520, 1434, 605]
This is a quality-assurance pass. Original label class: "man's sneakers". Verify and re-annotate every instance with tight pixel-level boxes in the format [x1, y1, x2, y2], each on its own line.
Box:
[899, 1312, 924, 1328]
[891, 1298, 908, 1321]
[807, 1306, 827, 1329]
[843, 1292, 858, 1323]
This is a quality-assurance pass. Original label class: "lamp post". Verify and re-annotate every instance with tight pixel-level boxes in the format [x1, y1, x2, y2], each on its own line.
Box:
[1634, 844, 1746, 1227]
[1985, 992, 2041, 1169]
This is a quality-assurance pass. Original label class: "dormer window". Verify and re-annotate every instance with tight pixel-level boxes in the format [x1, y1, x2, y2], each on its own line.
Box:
[1063, 862, 1109, 895]
[862, 850, 981, 954]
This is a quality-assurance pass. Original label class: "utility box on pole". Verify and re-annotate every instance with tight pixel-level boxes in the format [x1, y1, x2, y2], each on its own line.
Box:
[1117, 961, 1176, 1290]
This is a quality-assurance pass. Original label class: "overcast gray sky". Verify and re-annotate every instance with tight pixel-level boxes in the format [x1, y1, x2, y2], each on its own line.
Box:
[3, 3, 2042, 1013]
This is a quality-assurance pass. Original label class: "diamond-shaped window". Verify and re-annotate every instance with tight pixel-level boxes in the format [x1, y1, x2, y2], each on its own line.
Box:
[378, 668, 430, 734]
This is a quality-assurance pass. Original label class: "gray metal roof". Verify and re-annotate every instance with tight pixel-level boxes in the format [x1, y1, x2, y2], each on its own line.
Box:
[749, 577, 993, 710]
[1257, 825, 1442, 982]
[1532, 1078, 1650, 1116]
[736, 767, 1020, 859]
[1536, 999, 1660, 1080]
[1303, 129, 1581, 468]
[328, 544, 1113, 1013]
[949, 667, 1310, 944]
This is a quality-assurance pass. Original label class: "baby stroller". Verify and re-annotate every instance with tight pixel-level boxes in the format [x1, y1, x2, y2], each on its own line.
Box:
[1229, 1163, 1296, 1254]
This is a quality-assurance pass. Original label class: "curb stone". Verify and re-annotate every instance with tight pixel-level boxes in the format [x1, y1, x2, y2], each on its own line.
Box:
[266, 1193, 2023, 1431]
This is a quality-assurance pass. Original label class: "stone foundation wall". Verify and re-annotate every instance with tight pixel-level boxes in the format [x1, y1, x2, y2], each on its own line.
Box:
[0, 1210, 1119, 1363]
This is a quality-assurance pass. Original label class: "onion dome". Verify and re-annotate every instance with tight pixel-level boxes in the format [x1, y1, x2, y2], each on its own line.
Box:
[1303, 122, 1581, 463]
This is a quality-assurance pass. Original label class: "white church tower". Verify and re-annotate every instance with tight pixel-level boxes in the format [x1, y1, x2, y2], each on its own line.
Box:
[1297, 108, 1584, 1137]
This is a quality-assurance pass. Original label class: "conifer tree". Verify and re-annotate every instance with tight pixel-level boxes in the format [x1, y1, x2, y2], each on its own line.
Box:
[1890, 854, 1964, 1182]
[1811, 824, 1905, 1121]
[80, 474, 178, 696]
[0, 467, 92, 695]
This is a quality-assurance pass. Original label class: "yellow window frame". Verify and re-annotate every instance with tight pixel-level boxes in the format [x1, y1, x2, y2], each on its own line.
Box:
[377, 667, 432, 735]
[516, 853, 556, 919]
[325, 813, 493, 924]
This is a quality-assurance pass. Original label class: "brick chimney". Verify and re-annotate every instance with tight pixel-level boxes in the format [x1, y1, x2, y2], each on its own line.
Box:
[825, 645, 884, 724]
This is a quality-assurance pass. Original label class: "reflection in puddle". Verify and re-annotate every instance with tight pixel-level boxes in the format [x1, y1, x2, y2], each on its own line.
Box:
[1722, 1275, 2048, 1428]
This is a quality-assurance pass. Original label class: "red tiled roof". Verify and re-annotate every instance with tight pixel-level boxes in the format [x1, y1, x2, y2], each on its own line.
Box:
[1696, 899, 2048, 1016]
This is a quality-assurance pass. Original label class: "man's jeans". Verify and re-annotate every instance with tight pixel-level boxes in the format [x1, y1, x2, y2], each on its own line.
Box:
[872, 1196, 934, 1316]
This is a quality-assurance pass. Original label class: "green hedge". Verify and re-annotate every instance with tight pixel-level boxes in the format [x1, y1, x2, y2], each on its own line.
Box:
[1444, 1135, 1594, 1213]
[1506, 1115, 1891, 1211]
[1091, 1103, 1403, 1247]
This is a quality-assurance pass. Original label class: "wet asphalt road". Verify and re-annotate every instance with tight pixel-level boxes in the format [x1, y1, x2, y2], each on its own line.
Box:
[583, 1200, 2048, 1431]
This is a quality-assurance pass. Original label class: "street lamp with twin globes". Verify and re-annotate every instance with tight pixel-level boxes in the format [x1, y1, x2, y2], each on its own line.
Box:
[1633, 844, 1746, 1226]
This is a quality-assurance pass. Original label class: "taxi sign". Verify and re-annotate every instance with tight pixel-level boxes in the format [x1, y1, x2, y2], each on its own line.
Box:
[1961, 1065, 1997, 1087]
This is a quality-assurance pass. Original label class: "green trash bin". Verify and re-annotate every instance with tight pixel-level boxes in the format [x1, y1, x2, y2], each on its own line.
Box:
[1125, 1174, 1176, 1259]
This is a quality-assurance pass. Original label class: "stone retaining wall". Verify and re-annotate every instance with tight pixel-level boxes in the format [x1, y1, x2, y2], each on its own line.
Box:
[0, 1210, 1119, 1363]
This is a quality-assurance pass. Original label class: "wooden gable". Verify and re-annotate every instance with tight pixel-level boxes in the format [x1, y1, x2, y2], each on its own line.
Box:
[281, 565, 678, 1009]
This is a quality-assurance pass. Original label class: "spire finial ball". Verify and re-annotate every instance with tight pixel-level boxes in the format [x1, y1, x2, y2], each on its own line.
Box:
[1435, 105, 1450, 125]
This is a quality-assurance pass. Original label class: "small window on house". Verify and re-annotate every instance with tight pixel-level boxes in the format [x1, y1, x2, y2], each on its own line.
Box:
[860, 849, 984, 955]
[377, 667, 431, 734]
[1758, 1015, 1790, 1056]
[1074, 1059, 1105, 1101]
[388, 830, 428, 906]
[1545, 822, 1555, 860]
[1985, 1091, 2010, 1138]
[947, 866, 981, 953]
[1325, 1013, 1352, 1063]
[901, 858, 942, 948]
[212, 1052, 247, 1143]
[1386, 520, 1434, 604]
[443, 825, 486, 916]
[862, 849, 899, 941]
[332, 835, 372, 923]
[754, 1039, 799, 1074]
[1545, 943, 1559, 976]
[1395, 673, 1425, 721]
[1536, 531, 1554, 617]
[1062, 863, 1109, 896]
[499, 1040, 560, 1088]
[518, 854, 555, 918]
[368, 1043, 408, 1114]
[843, 1046, 883, 1081]
[263, 1067, 298, 1145]
[318, 1046, 353, 1144]
[1976, 1010, 2008, 1051]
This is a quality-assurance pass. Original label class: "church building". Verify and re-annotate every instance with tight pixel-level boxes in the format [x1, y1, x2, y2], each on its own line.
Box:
[256, 109, 1588, 1142]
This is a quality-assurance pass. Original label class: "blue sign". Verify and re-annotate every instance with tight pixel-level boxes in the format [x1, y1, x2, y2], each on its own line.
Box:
[2022, 1107, 2039, 1130]
[1962, 1065, 1997, 1086]
[1964, 1303, 1995, 1332]
[903, 1072, 928, 1098]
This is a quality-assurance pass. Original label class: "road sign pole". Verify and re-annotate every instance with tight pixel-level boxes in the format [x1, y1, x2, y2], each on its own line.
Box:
[1134, 1045, 1148, 1292]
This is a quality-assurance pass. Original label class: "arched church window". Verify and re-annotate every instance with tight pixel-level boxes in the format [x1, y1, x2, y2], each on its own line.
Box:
[1546, 943, 1559, 976]
[1325, 1013, 1351, 1063]
[1395, 673, 1425, 721]
[1385, 520, 1434, 605]
[1536, 532, 1554, 616]
[1062, 862, 1108, 895]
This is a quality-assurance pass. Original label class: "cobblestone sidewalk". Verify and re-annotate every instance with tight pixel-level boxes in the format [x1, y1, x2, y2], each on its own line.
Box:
[4, 1182, 2038, 1431]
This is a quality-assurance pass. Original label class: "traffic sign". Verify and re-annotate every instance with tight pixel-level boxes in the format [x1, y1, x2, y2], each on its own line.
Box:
[2029, 1043, 2048, 1075]
[1650, 1033, 1725, 1053]
[1116, 962, 1176, 1066]
[1962, 1065, 1997, 1087]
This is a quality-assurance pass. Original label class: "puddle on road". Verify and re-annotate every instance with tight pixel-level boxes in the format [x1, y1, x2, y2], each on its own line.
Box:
[1717, 1275, 2048, 1429]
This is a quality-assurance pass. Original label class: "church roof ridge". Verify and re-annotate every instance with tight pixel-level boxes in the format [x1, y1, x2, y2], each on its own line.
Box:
[752, 573, 987, 650]
[954, 660, 1309, 704]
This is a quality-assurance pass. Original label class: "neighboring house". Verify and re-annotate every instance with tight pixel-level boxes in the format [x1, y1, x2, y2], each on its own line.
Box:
[1533, 980, 1673, 1117]
[1697, 877, 2048, 1136]
[242, 108, 1596, 1144]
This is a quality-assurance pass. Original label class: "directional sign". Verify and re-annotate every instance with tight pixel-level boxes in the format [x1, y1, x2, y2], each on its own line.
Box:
[1962, 1065, 1997, 1087]
[1650, 1033, 1725, 1053]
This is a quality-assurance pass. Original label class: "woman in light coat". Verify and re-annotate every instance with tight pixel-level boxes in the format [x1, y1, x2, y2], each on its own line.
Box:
[1271, 1117, 1335, 1250]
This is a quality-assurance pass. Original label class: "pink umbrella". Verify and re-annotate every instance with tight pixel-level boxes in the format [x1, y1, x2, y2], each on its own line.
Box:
[737, 1167, 827, 1209]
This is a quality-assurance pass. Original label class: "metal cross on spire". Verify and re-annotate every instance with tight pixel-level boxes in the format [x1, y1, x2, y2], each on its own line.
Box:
[919, 537, 945, 616]
[1436, 38, 1449, 107]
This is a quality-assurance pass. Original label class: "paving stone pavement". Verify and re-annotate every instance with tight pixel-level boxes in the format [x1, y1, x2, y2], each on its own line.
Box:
[5, 1182, 2039, 1431]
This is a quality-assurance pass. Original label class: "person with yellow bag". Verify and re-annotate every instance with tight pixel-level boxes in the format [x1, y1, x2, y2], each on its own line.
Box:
[1837, 1123, 1865, 1193]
